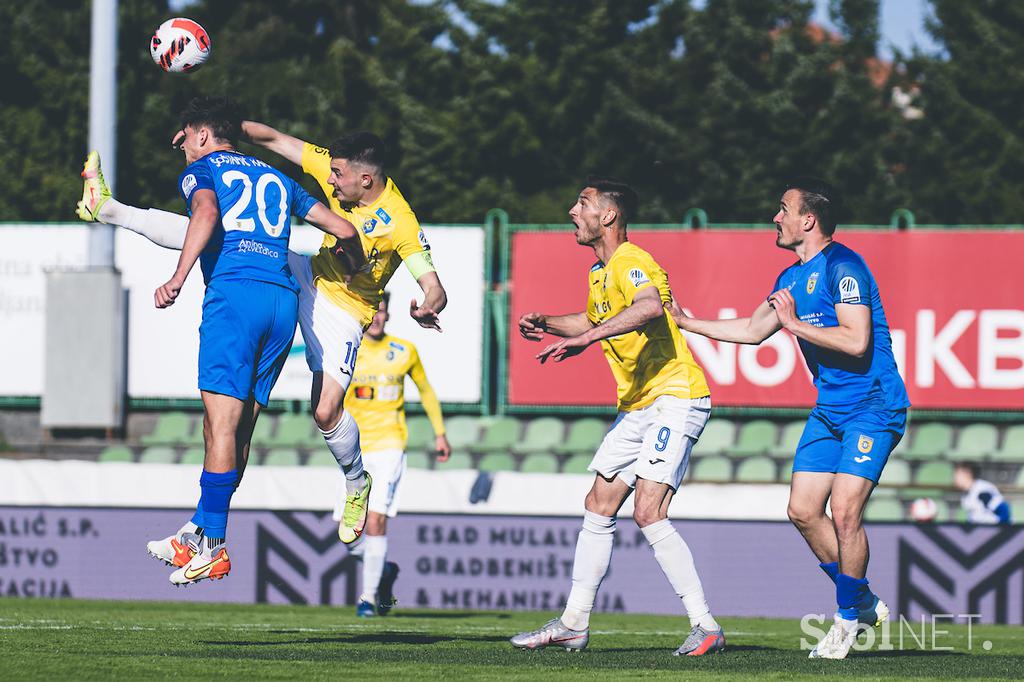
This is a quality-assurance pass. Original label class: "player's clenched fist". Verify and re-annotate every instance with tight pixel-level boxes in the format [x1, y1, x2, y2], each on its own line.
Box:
[519, 312, 547, 341]
[154, 277, 184, 308]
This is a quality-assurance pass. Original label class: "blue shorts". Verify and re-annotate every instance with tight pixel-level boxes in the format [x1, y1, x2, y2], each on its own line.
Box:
[792, 406, 907, 483]
[198, 279, 298, 407]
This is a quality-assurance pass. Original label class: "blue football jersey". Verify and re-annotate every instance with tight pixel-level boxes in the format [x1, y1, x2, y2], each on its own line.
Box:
[771, 242, 910, 410]
[179, 151, 318, 290]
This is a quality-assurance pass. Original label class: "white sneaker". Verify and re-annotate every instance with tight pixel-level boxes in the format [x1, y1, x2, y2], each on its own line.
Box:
[809, 615, 858, 659]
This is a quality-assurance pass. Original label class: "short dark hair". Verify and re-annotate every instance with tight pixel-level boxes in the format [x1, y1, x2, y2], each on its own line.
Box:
[955, 461, 980, 479]
[785, 176, 840, 236]
[329, 131, 387, 176]
[585, 175, 639, 225]
[179, 96, 242, 144]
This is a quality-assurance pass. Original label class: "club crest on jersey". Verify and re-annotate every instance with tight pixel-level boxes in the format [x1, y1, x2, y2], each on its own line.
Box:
[362, 218, 377, 234]
[806, 272, 819, 294]
[375, 208, 392, 224]
[628, 268, 650, 287]
[181, 173, 197, 198]
[839, 276, 861, 303]
[857, 435, 874, 453]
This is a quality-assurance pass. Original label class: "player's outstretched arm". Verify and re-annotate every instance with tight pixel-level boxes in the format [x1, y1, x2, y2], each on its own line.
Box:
[303, 202, 367, 275]
[769, 289, 871, 357]
[154, 189, 219, 308]
[240, 121, 305, 166]
[536, 288, 662, 363]
[519, 312, 592, 341]
[410, 272, 447, 332]
[671, 297, 781, 345]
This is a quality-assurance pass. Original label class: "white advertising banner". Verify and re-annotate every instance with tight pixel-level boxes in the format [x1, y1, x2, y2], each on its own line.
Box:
[0, 224, 484, 403]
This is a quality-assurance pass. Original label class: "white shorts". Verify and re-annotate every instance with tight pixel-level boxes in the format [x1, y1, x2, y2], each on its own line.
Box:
[288, 252, 364, 391]
[590, 395, 711, 489]
[332, 449, 406, 520]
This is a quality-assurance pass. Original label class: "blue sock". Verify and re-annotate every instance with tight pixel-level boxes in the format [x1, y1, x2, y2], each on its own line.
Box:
[836, 573, 871, 620]
[197, 469, 239, 539]
[190, 500, 206, 529]
[819, 561, 839, 583]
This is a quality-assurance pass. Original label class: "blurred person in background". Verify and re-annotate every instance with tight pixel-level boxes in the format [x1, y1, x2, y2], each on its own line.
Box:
[343, 292, 451, 618]
[954, 462, 1011, 525]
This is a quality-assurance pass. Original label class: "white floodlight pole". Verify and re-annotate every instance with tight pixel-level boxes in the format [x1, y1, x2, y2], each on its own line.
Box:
[88, 0, 118, 268]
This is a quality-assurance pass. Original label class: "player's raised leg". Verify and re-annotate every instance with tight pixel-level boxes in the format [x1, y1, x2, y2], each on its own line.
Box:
[510, 473, 630, 651]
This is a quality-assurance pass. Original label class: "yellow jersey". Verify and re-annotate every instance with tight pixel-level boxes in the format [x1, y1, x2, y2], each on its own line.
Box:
[344, 333, 445, 453]
[586, 242, 710, 412]
[301, 143, 433, 327]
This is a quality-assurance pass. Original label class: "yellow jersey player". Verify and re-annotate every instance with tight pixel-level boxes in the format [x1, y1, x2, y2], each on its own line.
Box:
[76, 125, 447, 548]
[511, 177, 724, 657]
[342, 293, 450, 618]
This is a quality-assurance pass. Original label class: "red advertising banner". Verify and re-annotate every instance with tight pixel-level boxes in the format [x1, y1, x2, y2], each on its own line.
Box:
[508, 230, 1024, 409]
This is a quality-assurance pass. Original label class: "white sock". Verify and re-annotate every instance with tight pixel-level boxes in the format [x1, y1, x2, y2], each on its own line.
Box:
[359, 534, 388, 604]
[560, 511, 615, 631]
[99, 199, 187, 249]
[177, 520, 200, 536]
[320, 411, 366, 495]
[641, 519, 718, 630]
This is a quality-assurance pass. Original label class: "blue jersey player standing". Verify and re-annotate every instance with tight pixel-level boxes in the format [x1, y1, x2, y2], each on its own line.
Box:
[671, 178, 909, 659]
[148, 96, 366, 585]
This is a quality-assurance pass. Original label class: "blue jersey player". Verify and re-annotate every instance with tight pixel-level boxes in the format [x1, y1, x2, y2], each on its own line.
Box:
[671, 178, 909, 660]
[148, 96, 366, 585]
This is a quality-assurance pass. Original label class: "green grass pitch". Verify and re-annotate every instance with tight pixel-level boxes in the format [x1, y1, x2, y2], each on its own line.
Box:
[1, 599, 1021, 680]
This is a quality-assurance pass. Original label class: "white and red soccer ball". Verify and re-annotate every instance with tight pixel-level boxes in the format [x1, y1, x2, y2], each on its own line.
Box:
[151, 18, 211, 73]
[909, 497, 938, 523]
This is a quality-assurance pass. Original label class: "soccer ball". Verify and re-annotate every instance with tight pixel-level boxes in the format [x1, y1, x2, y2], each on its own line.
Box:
[909, 497, 938, 523]
[150, 18, 211, 73]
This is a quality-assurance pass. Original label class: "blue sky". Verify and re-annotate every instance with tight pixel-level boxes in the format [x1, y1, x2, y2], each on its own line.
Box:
[169, 0, 941, 59]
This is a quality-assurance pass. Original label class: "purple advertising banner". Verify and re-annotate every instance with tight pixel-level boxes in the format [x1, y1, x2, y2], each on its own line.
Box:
[1, 507, 1021, 624]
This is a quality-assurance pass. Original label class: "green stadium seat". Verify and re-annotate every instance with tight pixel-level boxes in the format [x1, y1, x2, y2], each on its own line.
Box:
[305, 450, 337, 467]
[141, 412, 194, 446]
[864, 498, 904, 522]
[262, 448, 300, 467]
[511, 417, 564, 455]
[438, 451, 473, 470]
[520, 453, 559, 473]
[779, 458, 794, 482]
[478, 452, 516, 472]
[139, 446, 176, 464]
[770, 421, 806, 457]
[1016, 467, 1024, 487]
[561, 453, 592, 474]
[474, 417, 520, 453]
[270, 413, 316, 448]
[734, 456, 776, 483]
[445, 416, 481, 451]
[914, 461, 954, 486]
[932, 499, 951, 522]
[180, 447, 205, 465]
[554, 418, 608, 455]
[947, 423, 998, 461]
[879, 459, 911, 486]
[996, 425, 1024, 462]
[405, 415, 435, 451]
[692, 456, 732, 483]
[249, 416, 276, 448]
[1011, 500, 1024, 524]
[98, 446, 134, 463]
[406, 452, 431, 470]
[904, 423, 953, 461]
[691, 419, 735, 456]
[729, 420, 776, 457]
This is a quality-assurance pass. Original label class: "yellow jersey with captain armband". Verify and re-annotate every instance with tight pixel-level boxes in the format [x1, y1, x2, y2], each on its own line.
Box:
[301, 143, 434, 327]
[586, 242, 710, 412]
[344, 333, 445, 453]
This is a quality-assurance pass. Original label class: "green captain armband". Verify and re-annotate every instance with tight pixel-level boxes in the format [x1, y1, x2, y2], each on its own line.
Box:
[404, 250, 436, 280]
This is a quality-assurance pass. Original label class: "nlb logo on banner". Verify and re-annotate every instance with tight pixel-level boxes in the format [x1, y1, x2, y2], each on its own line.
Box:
[508, 230, 1024, 409]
